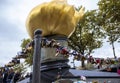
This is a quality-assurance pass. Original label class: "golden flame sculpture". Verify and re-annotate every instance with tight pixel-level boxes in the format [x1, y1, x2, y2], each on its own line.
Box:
[26, 0, 84, 38]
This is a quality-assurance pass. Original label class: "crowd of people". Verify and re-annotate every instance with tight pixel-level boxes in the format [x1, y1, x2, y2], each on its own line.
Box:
[0, 67, 22, 83]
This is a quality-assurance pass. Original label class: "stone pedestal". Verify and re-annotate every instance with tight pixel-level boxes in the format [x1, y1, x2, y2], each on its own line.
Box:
[40, 35, 71, 83]
[41, 35, 68, 63]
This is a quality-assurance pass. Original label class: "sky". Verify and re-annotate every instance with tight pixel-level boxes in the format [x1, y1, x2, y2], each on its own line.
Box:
[0, 0, 120, 67]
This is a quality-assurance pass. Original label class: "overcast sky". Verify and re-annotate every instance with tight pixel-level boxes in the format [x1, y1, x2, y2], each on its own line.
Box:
[0, 0, 120, 67]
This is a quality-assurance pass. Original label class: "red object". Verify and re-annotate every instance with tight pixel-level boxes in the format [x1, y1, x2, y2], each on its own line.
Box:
[61, 48, 68, 54]
[117, 70, 120, 74]
[96, 59, 100, 63]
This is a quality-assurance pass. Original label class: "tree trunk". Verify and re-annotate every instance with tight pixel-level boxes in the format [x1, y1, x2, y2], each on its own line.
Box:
[111, 41, 116, 59]
[81, 51, 85, 69]
[81, 60, 85, 68]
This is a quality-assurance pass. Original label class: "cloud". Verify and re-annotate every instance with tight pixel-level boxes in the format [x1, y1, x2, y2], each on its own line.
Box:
[0, 17, 27, 41]
[0, 41, 21, 66]
[82, 0, 98, 10]
[93, 42, 120, 58]
[68, 0, 98, 10]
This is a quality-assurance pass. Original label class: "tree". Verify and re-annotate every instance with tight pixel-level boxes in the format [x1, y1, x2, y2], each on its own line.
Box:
[24, 50, 33, 66]
[21, 39, 31, 49]
[98, 0, 120, 58]
[13, 63, 27, 76]
[68, 9, 105, 68]
[21, 38, 33, 66]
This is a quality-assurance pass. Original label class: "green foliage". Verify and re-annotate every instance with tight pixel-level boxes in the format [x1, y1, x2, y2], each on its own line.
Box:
[13, 63, 27, 75]
[24, 49, 33, 66]
[21, 39, 31, 49]
[98, 0, 120, 58]
[98, 0, 120, 43]
[21, 38, 33, 66]
[98, 0, 120, 22]
[68, 10, 105, 55]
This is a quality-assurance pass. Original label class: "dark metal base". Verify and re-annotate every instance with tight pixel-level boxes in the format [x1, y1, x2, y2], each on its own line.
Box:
[40, 59, 72, 83]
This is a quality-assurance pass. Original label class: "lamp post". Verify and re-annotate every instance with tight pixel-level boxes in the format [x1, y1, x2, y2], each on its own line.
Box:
[32, 29, 42, 83]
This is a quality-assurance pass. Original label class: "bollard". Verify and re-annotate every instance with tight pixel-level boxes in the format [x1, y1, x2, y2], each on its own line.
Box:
[32, 29, 42, 83]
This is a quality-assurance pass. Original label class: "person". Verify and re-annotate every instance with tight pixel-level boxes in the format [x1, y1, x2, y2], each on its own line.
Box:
[0, 71, 3, 83]
[7, 68, 15, 83]
[29, 72, 32, 83]
[14, 71, 21, 83]
[96, 58, 101, 69]
[25, 72, 30, 78]
[3, 69, 9, 83]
